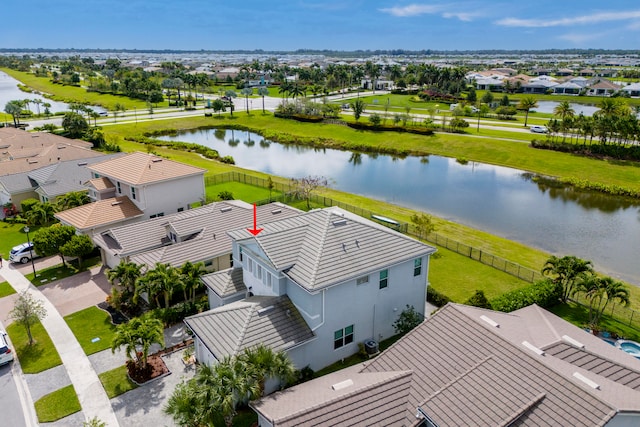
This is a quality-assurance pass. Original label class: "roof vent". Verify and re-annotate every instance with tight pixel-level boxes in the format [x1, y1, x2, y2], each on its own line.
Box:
[151, 158, 163, 163]
[220, 206, 232, 213]
[573, 372, 600, 390]
[111, 201, 123, 206]
[257, 305, 274, 315]
[522, 341, 545, 356]
[77, 162, 88, 166]
[331, 379, 354, 391]
[480, 315, 499, 328]
[562, 335, 585, 349]
[332, 219, 347, 226]
[271, 208, 282, 214]
[57, 145, 66, 149]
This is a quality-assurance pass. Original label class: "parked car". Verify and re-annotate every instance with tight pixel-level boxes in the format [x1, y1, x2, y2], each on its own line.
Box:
[9, 242, 39, 264]
[0, 331, 14, 366]
[530, 125, 548, 134]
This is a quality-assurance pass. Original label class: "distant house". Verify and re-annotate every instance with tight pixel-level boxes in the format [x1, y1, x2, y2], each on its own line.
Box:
[252, 303, 640, 426]
[361, 79, 394, 91]
[521, 79, 558, 94]
[555, 68, 574, 76]
[579, 68, 596, 77]
[92, 200, 300, 270]
[622, 82, 640, 97]
[586, 78, 620, 97]
[55, 152, 205, 235]
[186, 207, 436, 372]
[474, 76, 505, 91]
[553, 81, 582, 95]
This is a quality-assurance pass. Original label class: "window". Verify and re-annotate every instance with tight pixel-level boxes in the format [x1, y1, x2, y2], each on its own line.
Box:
[131, 187, 137, 200]
[414, 258, 422, 277]
[177, 207, 184, 212]
[239, 247, 243, 262]
[204, 260, 213, 267]
[265, 273, 272, 288]
[229, 254, 234, 267]
[379, 269, 388, 289]
[334, 325, 354, 349]
[149, 212, 164, 219]
[356, 275, 369, 285]
[255, 264, 262, 279]
[116, 181, 121, 194]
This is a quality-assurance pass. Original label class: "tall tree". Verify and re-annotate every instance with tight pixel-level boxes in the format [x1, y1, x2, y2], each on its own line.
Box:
[111, 314, 164, 370]
[136, 262, 181, 308]
[224, 90, 237, 116]
[257, 87, 269, 114]
[33, 224, 76, 267]
[179, 261, 205, 303]
[56, 191, 90, 211]
[107, 261, 143, 297]
[240, 87, 253, 114]
[573, 276, 630, 327]
[9, 291, 47, 345]
[351, 98, 366, 121]
[517, 95, 538, 127]
[542, 255, 594, 303]
[4, 100, 24, 127]
[60, 234, 94, 269]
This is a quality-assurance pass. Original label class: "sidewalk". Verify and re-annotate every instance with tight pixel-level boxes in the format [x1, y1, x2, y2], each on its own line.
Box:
[0, 264, 120, 427]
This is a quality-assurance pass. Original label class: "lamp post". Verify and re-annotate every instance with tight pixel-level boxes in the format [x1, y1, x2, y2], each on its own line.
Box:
[23, 226, 37, 278]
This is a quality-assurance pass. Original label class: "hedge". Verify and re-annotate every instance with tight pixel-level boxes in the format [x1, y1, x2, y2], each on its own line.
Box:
[427, 286, 451, 307]
[490, 279, 562, 313]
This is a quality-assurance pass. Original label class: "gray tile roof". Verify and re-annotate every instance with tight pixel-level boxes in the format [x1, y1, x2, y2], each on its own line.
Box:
[93, 201, 300, 261]
[253, 304, 639, 426]
[229, 207, 436, 292]
[185, 295, 314, 360]
[201, 267, 245, 298]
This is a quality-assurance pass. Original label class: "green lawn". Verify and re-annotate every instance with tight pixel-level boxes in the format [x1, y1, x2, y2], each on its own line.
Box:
[0, 222, 43, 264]
[64, 306, 116, 355]
[549, 302, 640, 342]
[206, 182, 282, 203]
[6, 320, 62, 374]
[98, 365, 138, 398]
[33, 385, 81, 423]
[0, 281, 16, 298]
[25, 256, 101, 286]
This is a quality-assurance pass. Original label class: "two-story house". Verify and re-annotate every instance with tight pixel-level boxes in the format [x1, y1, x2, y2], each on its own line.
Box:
[55, 152, 206, 235]
[185, 207, 436, 371]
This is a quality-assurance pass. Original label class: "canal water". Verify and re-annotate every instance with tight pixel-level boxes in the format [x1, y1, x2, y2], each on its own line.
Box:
[158, 128, 640, 285]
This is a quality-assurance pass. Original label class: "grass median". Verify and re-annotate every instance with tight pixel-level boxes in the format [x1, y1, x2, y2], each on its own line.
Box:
[6, 320, 62, 373]
[34, 384, 81, 423]
[64, 306, 116, 355]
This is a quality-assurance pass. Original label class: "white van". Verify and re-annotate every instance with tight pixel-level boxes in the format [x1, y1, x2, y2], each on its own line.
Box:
[530, 125, 548, 134]
[0, 331, 14, 366]
[9, 242, 39, 264]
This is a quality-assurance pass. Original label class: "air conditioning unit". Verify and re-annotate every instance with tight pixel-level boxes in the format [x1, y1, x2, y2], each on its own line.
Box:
[364, 339, 379, 356]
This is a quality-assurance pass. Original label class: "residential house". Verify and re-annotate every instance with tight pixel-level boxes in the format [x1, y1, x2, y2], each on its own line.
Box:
[361, 79, 394, 91]
[555, 68, 574, 76]
[55, 152, 205, 235]
[622, 82, 640, 98]
[0, 127, 99, 177]
[553, 81, 582, 95]
[522, 79, 558, 94]
[587, 78, 621, 97]
[92, 200, 300, 270]
[0, 154, 123, 209]
[185, 207, 436, 372]
[579, 68, 596, 77]
[252, 303, 640, 426]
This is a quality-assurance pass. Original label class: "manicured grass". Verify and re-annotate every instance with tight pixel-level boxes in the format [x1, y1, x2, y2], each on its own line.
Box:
[0, 281, 16, 298]
[205, 182, 282, 204]
[429, 247, 530, 303]
[98, 365, 138, 398]
[64, 306, 116, 355]
[25, 256, 101, 286]
[6, 320, 62, 374]
[0, 222, 43, 266]
[549, 302, 640, 342]
[34, 385, 81, 423]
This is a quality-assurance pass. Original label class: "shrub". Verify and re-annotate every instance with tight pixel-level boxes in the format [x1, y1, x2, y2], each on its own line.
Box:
[490, 279, 562, 313]
[21, 198, 39, 214]
[393, 305, 424, 335]
[218, 191, 234, 200]
[427, 286, 451, 307]
[464, 290, 492, 309]
[494, 106, 517, 120]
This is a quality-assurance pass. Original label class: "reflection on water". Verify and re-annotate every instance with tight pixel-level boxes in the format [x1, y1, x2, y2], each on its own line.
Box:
[158, 128, 640, 284]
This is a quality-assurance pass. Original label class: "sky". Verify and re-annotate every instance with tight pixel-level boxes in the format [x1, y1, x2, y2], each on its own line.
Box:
[2, 1, 640, 51]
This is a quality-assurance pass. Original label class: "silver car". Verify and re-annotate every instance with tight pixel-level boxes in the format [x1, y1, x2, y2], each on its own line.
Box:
[0, 331, 14, 366]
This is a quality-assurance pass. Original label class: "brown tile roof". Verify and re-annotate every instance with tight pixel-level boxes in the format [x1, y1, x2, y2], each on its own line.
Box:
[254, 304, 638, 426]
[88, 152, 205, 185]
[55, 196, 144, 231]
[87, 177, 115, 191]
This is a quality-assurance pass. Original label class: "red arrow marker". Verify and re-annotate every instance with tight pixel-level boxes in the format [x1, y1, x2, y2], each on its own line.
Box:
[247, 203, 263, 236]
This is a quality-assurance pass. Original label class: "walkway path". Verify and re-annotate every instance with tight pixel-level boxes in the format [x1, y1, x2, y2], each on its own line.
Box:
[0, 264, 120, 427]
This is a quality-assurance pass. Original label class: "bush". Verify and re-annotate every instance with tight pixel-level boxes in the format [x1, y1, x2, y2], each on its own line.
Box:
[21, 198, 39, 214]
[464, 290, 492, 309]
[494, 106, 517, 120]
[427, 286, 451, 307]
[490, 279, 562, 313]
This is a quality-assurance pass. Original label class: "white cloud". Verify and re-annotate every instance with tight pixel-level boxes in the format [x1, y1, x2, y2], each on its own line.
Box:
[379, 3, 482, 21]
[557, 32, 605, 44]
[496, 10, 640, 28]
[379, 4, 443, 17]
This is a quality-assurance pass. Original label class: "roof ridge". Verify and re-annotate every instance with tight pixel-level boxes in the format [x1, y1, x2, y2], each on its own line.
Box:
[304, 211, 333, 286]
[234, 303, 260, 354]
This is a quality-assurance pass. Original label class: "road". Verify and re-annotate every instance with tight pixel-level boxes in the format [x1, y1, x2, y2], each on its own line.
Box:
[0, 320, 33, 427]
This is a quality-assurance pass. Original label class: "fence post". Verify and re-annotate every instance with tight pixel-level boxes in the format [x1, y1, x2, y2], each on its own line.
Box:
[630, 310, 635, 326]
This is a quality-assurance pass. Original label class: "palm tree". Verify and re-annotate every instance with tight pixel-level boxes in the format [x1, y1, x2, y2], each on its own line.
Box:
[25, 202, 57, 226]
[56, 191, 90, 211]
[517, 96, 538, 127]
[4, 100, 24, 127]
[257, 87, 269, 113]
[240, 87, 252, 114]
[240, 344, 296, 394]
[136, 262, 181, 308]
[164, 380, 204, 427]
[553, 101, 575, 141]
[179, 261, 205, 303]
[224, 90, 237, 117]
[573, 276, 630, 327]
[213, 356, 261, 427]
[542, 255, 594, 303]
[111, 314, 164, 369]
[107, 261, 143, 297]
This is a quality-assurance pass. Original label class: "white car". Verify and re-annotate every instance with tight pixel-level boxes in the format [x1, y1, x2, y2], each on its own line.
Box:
[9, 242, 39, 264]
[530, 125, 548, 134]
[0, 331, 14, 366]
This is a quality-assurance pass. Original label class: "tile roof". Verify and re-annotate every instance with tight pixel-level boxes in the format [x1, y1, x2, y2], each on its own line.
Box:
[201, 267, 246, 298]
[252, 364, 413, 427]
[88, 151, 205, 185]
[229, 207, 436, 292]
[185, 295, 314, 360]
[93, 201, 300, 266]
[253, 304, 640, 426]
[87, 177, 115, 191]
[55, 196, 144, 231]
